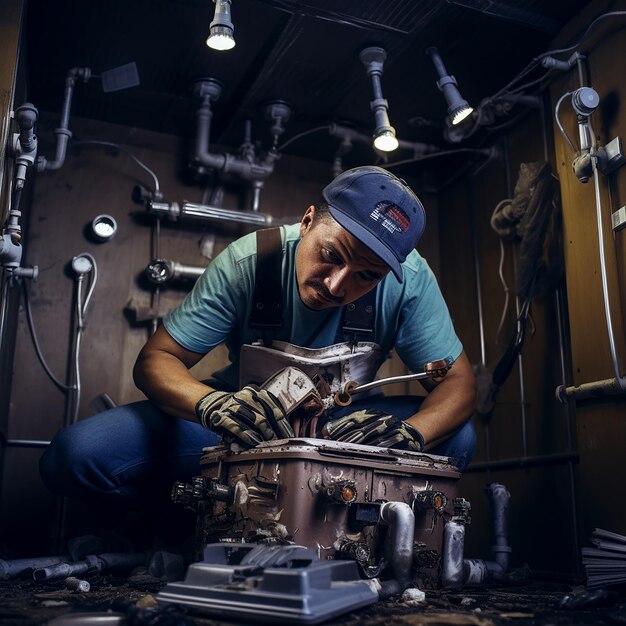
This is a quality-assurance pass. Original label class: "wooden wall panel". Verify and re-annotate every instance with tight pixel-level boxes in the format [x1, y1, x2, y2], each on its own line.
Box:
[549, 2, 626, 540]
[439, 106, 579, 574]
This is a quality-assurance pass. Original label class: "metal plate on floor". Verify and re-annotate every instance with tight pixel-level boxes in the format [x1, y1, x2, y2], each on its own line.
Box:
[47, 612, 125, 625]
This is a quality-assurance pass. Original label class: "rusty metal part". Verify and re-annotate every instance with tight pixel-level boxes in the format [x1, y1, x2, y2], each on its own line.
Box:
[323, 479, 358, 504]
[413, 489, 448, 513]
[261, 366, 324, 417]
[195, 439, 459, 562]
[332, 358, 450, 408]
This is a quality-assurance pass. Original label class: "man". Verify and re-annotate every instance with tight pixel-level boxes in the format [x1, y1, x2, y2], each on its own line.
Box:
[40, 166, 476, 507]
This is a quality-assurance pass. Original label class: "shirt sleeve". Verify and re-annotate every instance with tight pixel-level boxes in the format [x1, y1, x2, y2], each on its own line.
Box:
[163, 245, 250, 354]
[393, 260, 463, 372]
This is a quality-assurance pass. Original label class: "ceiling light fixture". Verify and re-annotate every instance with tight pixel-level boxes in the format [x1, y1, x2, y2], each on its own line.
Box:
[207, 0, 235, 51]
[426, 47, 473, 126]
[359, 46, 399, 152]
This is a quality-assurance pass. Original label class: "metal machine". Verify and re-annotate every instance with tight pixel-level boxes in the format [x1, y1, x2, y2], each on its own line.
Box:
[159, 364, 468, 623]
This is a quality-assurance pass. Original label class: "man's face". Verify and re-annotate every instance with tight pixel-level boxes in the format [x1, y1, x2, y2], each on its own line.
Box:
[295, 206, 391, 310]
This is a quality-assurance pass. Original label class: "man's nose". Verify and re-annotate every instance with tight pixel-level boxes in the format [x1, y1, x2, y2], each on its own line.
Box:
[324, 267, 349, 298]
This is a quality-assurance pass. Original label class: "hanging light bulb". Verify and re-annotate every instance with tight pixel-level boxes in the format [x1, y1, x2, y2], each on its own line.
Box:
[426, 47, 473, 126]
[373, 130, 399, 152]
[207, 0, 235, 51]
[360, 46, 399, 152]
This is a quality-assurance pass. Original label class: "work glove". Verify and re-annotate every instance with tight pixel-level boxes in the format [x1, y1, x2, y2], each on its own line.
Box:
[322, 408, 425, 452]
[195, 386, 295, 448]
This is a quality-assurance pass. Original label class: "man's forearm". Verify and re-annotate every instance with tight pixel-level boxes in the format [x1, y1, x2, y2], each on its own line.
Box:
[133, 350, 213, 422]
[406, 351, 476, 448]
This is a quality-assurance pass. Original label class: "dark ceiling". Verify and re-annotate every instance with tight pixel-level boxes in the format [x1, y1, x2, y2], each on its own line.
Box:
[23, 0, 590, 183]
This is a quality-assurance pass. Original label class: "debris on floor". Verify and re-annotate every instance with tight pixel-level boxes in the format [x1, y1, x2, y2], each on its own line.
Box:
[1, 576, 626, 625]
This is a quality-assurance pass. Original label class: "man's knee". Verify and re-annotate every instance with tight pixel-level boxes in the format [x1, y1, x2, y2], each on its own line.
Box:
[429, 418, 477, 471]
[40, 426, 89, 496]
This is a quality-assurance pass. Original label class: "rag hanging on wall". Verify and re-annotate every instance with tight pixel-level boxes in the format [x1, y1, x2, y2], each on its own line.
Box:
[476, 161, 563, 417]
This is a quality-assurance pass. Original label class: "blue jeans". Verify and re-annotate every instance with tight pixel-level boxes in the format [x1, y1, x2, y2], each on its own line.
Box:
[40, 396, 476, 503]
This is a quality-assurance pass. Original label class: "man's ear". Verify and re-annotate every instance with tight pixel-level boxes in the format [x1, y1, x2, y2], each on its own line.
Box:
[300, 205, 316, 236]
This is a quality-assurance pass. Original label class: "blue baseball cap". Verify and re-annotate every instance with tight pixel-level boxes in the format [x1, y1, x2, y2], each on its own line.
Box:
[322, 166, 426, 282]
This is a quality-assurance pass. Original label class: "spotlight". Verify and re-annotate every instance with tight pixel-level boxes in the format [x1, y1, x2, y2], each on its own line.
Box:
[359, 46, 399, 152]
[207, 0, 235, 51]
[426, 47, 473, 126]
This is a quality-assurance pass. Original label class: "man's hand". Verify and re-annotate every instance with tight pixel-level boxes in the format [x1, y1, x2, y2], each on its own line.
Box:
[196, 386, 295, 448]
[322, 408, 424, 451]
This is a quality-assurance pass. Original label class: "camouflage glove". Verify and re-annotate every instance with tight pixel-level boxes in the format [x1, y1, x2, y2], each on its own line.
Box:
[322, 408, 424, 452]
[195, 386, 295, 448]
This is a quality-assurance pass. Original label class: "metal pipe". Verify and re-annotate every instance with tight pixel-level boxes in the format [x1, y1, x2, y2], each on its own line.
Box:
[148, 200, 272, 227]
[447, 485, 511, 588]
[38, 68, 91, 171]
[1, 438, 50, 448]
[468, 171, 490, 464]
[145, 259, 206, 286]
[441, 519, 465, 589]
[467, 179, 486, 368]
[379, 501, 415, 589]
[0, 555, 69, 580]
[504, 134, 529, 457]
[194, 100, 280, 183]
[486, 483, 511, 571]
[557, 376, 626, 401]
[465, 450, 578, 472]
[590, 155, 626, 390]
[555, 289, 573, 447]
[0, 274, 10, 372]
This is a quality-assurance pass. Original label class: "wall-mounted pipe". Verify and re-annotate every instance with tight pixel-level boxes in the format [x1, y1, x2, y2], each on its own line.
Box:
[148, 200, 272, 227]
[556, 156, 626, 400]
[145, 259, 206, 285]
[442, 485, 512, 588]
[37, 68, 91, 172]
[192, 81, 291, 211]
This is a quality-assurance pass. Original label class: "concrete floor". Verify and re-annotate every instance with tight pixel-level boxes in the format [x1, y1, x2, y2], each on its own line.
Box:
[0, 576, 624, 625]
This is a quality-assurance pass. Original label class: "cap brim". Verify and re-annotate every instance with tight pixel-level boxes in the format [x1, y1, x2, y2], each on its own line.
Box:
[328, 206, 404, 282]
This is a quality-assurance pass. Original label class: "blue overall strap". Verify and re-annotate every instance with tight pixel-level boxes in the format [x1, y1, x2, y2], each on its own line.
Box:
[339, 287, 377, 343]
[249, 227, 283, 345]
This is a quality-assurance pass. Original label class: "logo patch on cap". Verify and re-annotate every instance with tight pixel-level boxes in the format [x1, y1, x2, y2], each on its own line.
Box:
[370, 201, 410, 234]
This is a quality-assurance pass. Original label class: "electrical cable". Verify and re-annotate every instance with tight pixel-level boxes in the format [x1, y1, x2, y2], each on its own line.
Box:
[495, 239, 510, 346]
[478, 11, 626, 126]
[490, 198, 513, 345]
[71, 252, 98, 424]
[554, 92, 576, 153]
[492, 12, 626, 100]
[21, 280, 74, 392]
[255, 0, 410, 35]
[277, 125, 329, 151]
[383, 148, 491, 169]
[72, 140, 161, 194]
[468, 148, 496, 178]
[538, 11, 626, 60]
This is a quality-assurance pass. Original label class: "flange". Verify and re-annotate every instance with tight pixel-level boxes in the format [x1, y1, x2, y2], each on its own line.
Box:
[192, 77, 223, 101]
